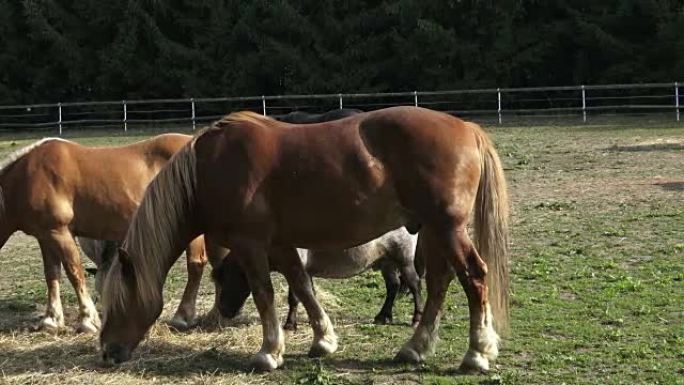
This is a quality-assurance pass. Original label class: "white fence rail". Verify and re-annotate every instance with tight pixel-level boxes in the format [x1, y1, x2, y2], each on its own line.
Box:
[0, 82, 681, 134]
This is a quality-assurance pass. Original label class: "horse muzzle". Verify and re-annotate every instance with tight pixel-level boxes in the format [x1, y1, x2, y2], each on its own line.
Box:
[101, 343, 131, 364]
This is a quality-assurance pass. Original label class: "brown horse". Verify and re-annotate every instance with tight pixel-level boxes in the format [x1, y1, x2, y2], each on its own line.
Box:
[0, 134, 208, 333]
[100, 106, 509, 374]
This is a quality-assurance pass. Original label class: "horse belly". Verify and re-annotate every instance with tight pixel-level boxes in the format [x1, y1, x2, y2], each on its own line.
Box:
[303, 242, 384, 278]
[276, 184, 408, 250]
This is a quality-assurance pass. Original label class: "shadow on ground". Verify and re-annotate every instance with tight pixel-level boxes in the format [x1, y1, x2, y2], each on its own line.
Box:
[0, 298, 40, 332]
[654, 181, 684, 191]
[606, 142, 684, 152]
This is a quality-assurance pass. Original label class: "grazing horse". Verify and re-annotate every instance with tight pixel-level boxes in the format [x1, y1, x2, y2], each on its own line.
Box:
[213, 227, 424, 329]
[100, 106, 509, 374]
[0, 134, 208, 332]
[271, 108, 363, 124]
[82, 108, 368, 330]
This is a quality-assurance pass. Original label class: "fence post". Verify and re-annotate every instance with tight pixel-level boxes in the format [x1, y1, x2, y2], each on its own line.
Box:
[58, 102, 63, 135]
[123, 100, 127, 131]
[414, 91, 418, 107]
[581, 85, 587, 123]
[262, 95, 266, 116]
[190, 98, 196, 130]
[339, 94, 343, 109]
[497, 88, 502, 125]
[675, 82, 680, 122]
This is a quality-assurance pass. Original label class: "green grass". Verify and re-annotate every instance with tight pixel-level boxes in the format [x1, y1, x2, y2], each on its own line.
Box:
[0, 123, 683, 384]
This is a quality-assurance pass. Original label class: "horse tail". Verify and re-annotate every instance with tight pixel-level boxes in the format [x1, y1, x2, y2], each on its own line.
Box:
[470, 122, 510, 334]
[103, 141, 199, 314]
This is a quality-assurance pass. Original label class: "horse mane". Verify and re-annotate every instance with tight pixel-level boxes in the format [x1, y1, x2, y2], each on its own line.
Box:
[214, 111, 280, 129]
[102, 140, 199, 316]
[0, 138, 69, 175]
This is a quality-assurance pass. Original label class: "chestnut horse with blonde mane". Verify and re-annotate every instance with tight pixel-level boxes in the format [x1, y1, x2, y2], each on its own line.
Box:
[100, 106, 509, 374]
[0, 134, 208, 332]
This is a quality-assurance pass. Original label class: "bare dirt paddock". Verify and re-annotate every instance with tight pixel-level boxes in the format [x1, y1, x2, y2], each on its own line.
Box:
[0, 122, 682, 385]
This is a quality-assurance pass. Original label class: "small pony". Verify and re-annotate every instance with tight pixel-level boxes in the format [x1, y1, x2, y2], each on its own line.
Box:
[213, 227, 424, 329]
[100, 106, 509, 374]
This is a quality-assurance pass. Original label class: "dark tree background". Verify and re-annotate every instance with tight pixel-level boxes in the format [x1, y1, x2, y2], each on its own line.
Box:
[0, 0, 682, 104]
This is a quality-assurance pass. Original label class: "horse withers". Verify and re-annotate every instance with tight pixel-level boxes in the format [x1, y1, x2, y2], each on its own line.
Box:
[213, 227, 423, 329]
[0, 134, 208, 333]
[100, 106, 509, 374]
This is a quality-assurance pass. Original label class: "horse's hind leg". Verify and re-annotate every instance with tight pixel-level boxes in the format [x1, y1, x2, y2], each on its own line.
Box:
[399, 224, 498, 372]
[170, 235, 207, 330]
[40, 229, 100, 333]
[395, 229, 453, 363]
[451, 229, 499, 373]
[398, 260, 423, 328]
[283, 287, 300, 331]
[274, 246, 338, 357]
[374, 261, 400, 325]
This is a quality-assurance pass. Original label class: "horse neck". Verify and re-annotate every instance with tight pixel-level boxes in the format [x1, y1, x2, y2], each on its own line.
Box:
[124, 143, 199, 306]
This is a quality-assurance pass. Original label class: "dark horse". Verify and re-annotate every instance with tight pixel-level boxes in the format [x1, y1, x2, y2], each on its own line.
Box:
[100, 106, 510, 374]
[213, 227, 424, 329]
[271, 108, 363, 123]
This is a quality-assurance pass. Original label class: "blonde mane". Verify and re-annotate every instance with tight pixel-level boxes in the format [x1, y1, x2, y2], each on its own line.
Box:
[102, 139, 199, 316]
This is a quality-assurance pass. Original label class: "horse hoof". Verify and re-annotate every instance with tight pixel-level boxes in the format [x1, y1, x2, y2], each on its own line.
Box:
[394, 346, 423, 364]
[283, 322, 297, 331]
[458, 349, 490, 374]
[168, 316, 195, 331]
[76, 319, 100, 334]
[251, 352, 282, 372]
[373, 315, 392, 325]
[35, 316, 63, 333]
[308, 338, 338, 358]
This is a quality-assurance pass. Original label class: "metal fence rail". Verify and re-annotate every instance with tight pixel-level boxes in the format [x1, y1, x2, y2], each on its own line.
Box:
[0, 82, 681, 133]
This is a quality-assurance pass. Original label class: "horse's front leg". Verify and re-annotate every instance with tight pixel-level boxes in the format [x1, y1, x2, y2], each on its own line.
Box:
[36, 240, 65, 332]
[235, 241, 284, 371]
[273, 246, 338, 357]
[39, 229, 100, 333]
[169, 235, 207, 330]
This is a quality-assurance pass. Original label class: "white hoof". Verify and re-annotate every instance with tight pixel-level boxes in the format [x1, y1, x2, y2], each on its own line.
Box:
[251, 352, 283, 372]
[459, 349, 490, 373]
[394, 345, 424, 364]
[308, 337, 338, 357]
[76, 318, 100, 334]
[36, 316, 64, 333]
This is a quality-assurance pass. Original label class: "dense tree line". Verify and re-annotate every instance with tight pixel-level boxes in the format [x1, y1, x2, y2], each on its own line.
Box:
[0, 0, 682, 104]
